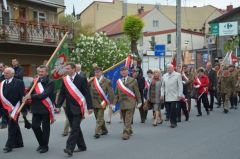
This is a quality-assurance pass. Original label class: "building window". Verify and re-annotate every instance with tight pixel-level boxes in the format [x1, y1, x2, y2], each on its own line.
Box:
[33, 11, 46, 23]
[153, 20, 159, 27]
[167, 34, 171, 44]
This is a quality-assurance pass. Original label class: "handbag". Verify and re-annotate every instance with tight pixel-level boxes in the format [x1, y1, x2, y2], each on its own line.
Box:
[190, 88, 199, 99]
[143, 100, 153, 110]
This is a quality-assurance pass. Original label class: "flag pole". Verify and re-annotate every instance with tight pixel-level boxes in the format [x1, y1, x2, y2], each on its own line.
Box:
[16, 32, 69, 114]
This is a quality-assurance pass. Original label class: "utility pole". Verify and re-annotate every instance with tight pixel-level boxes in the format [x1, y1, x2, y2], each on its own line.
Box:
[176, 0, 182, 66]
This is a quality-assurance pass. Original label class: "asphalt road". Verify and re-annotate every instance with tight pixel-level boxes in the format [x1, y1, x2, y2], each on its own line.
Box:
[0, 104, 240, 159]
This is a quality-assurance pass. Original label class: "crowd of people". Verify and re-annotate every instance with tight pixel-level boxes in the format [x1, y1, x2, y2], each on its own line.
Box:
[0, 58, 239, 157]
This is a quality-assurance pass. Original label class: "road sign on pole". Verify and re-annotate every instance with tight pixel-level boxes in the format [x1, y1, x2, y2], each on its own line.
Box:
[154, 44, 165, 57]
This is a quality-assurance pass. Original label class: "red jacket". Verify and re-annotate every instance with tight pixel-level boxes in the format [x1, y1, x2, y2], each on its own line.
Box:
[193, 75, 209, 94]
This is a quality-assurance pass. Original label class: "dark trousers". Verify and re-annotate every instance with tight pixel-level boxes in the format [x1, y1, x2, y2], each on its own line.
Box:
[209, 90, 215, 110]
[176, 101, 189, 121]
[0, 107, 9, 126]
[66, 112, 86, 151]
[165, 101, 177, 125]
[230, 95, 238, 107]
[32, 114, 50, 148]
[197, 93, 209, 115]
[5, 118, 23, 148]
[139, 104, 148, 122]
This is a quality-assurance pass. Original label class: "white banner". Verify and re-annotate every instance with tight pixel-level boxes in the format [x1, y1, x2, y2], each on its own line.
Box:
[219, 21, 238, 36]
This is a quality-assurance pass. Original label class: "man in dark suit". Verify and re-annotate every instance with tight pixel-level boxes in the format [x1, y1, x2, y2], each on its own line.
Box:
[23, 65, 55, 153]
[0, 62, 8, 129]
[0, 67, 25, 153]
[56, 62, 93, 157]
[206, 62, 217, 111]
[12, 59, 24, 80]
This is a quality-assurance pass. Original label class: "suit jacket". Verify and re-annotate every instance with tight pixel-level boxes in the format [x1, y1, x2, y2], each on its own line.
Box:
[136, 76, 145, 103]
[57, 74, 93, 116]
[206, 69, 217, 90]
[31, 76, 55, 114]
[13, 66, 24, 80]
[0, 78, 25, 108]
[113, 76, 141, 110]
[161, 71, 183, 102]
[78, 71, 86, 78]
[90, 76, 114, 108]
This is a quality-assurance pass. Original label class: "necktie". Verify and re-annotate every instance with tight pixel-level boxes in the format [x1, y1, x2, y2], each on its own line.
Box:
[123, 78, 126, 84]
[70, 77, 73, 81]
[6, 80, 9, 84]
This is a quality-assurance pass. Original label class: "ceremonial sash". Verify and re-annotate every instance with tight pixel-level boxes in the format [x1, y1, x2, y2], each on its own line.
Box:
[144, 80, 150, 89]
[117, 79, 136, 99]
[93, 77, 110, 108]
[63, 75, 85, 116]
[182, 72, 189, 81]
[0, 80, 21, 121]
[34, 80, 55, 123]
[196, 77, 201, 85]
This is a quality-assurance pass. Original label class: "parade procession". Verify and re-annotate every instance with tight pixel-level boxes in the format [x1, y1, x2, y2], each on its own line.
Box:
[0, 0, 240, 159]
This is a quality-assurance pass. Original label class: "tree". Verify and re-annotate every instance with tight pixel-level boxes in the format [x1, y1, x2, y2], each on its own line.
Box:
[123, 15, 144, 57]
[71, 32, 130, 73]
[58, 14, 94, 42]
[224, 35, 240, 53]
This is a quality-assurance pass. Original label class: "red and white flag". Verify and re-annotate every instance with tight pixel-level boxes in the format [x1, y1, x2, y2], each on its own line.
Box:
[116, 79, 136, 99]
[63, 75, 86, 116]
[93, 77, 110, 108]
[125, 54, 132, 68]
[34, 80, 55, 123]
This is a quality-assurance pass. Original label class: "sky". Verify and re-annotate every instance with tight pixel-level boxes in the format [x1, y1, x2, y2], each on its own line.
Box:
[64, 0, 240, 14]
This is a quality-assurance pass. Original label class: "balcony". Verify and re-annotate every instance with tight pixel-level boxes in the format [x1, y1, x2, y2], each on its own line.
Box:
[0, 18, 73, 47]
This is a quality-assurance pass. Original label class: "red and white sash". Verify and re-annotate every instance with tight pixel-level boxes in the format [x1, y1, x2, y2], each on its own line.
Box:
[144, 80, 150, 89]
[34, 80, 55, 123]
[196, 77, 201, 85]
[0, 80, 21, 121]
[182, 72, 189, 81]
[117, 79, 136, 99]
[63, 75, 86, 116]
[93, 77, 110, 108]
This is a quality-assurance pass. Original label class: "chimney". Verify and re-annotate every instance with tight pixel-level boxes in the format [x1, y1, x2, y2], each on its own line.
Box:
[122, 0, 127, 17]
[138, 6, 144, 14]
[227, 5, 233, 12]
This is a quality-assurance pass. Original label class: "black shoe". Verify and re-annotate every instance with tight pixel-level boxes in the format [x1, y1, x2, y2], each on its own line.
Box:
[24, 120, 32, 129]
[177, 119, 181, 122]
[106, 121, 111, 124]
[185, 115, 189, 121]
[141, 120, 145, 123]
[170, 124, 177, 128]
[64, 149, 73, 157]
[196, 114, 202, 117]
[224, 109, 229, 114]
[0, 124, 7, 129]
[73, 148, 86, 153]
[165, 118, 169, 121]
[216, 105, 221, 108]
[3, 147, 12, 153]
[235, 106, 238, 110]
[12, 144, 23, 149]
[230, 106, 234, 109]
[36, 146, 42, 151]
[101, 131, 108, 135]
[94, 134, 100, 139]
[209, 108, 213, 111]
[39, 147, 48, 153]
[207, 111, 210, 115]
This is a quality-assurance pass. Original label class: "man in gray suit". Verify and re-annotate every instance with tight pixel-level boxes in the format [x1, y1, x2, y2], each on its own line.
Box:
[161, 64, 183, 128]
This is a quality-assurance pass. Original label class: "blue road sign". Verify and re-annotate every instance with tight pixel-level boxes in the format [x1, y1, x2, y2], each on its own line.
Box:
[154, 44, 165, 56]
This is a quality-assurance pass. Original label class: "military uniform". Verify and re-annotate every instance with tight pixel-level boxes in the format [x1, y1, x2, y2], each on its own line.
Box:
[218, 67, 235, 113]
[90, 76, 114, 137]
[229, 67, 238, 109]
[113, 76, 141, 140]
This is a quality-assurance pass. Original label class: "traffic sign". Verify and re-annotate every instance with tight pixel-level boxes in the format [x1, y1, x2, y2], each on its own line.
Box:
[154, 44, 165, 56]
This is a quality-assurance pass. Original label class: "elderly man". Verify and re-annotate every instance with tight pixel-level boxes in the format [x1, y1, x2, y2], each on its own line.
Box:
[76, 64, 86, 78]
[161, 64, 183, 128]
[0, 67, 25, 153]
[11, 59, 24, 80]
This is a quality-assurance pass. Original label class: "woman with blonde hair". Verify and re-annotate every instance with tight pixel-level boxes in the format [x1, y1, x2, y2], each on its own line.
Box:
[148, 69, 163, 126]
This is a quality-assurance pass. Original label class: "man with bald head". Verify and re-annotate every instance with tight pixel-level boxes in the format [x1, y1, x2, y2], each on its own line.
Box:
[206, 62, 217, 111]
[0, 67, 25, 153]
[161, 64, 183, 128]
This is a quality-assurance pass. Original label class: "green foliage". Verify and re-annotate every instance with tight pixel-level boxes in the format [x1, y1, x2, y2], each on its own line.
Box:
[59, 14, 94, 42]
[71, 32, 130, 73]
[224, 36, 240, 53]
[123, 16, 144, 41]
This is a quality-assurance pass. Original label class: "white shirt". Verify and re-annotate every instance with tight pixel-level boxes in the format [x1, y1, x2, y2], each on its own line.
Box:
[5, 77, 13, 84]
[70, 73, 77, 81]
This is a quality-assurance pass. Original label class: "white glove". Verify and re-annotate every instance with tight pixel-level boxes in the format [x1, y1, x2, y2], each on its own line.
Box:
[182, 81, 186, 84]
[111, 105, 116, 111]
[137, 103, 142, 108]
[194, 85, 200, 88]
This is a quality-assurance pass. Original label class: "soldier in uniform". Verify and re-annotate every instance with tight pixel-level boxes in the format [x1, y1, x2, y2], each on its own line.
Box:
[182, 64, 194, 112]
[228, 65, 238, 109]
[215, 63, 222, 108]
[113, 66, 141, 140]
[89, 67, 114, 139]
[218, 66, 235, 113]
